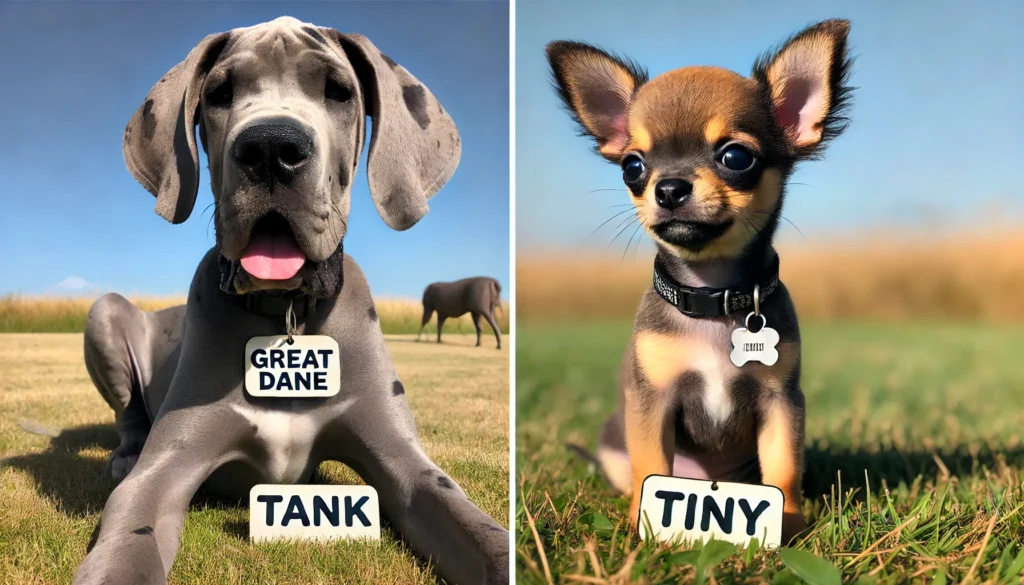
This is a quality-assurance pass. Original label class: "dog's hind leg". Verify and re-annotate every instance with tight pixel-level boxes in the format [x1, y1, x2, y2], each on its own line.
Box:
[595, 411, 633, 495]
[83, 294, 183, 482]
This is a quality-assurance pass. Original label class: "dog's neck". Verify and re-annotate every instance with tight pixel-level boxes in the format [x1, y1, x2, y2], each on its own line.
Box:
[656, 244, 779, 290]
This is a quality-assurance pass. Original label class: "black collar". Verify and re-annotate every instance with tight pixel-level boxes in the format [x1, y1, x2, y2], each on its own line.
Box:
[652, 254, 780, 317]
[232, 292, 318, 321]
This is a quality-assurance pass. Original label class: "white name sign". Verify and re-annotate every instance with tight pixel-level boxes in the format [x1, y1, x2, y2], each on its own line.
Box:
[250, 484, 380, 542]
[245, 335, 340, 398]
[638, 475, 784, 549]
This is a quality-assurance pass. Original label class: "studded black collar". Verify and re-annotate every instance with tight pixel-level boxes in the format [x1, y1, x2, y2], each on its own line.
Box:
[652, 254, 780, 318]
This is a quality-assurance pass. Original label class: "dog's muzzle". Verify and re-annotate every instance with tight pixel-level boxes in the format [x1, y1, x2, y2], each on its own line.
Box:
[232, 117, 314, 185]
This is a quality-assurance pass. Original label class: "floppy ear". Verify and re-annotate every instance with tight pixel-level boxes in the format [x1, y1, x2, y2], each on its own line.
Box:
[328, 32, 461, 231]
[546, 41, 647, 161]
[753, 19, 854, 158]
[122, 32, 230, 224]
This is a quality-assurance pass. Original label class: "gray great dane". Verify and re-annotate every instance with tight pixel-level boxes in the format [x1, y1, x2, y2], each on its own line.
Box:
[75, 17, 508, 585]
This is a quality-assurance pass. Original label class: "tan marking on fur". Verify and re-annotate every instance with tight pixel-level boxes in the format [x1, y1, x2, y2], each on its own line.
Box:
[758, 398, 803, 514]
[766, 31, 838, 147]
[633, 331, 702, 390]
[624, 402, 672, 526]
[704, 117, 727, 144]
[628, 124, 653, 153]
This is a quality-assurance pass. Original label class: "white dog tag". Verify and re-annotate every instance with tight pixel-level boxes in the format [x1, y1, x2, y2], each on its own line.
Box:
[638, 475, 784, 549]
[245, 335, 341, 397]
[730, 313, 779, 367]
[250, 484, 381, 542]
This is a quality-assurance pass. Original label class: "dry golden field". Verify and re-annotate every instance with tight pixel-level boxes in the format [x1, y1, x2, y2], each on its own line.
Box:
[517, 231, 1024, 322]
[0, 296, 509, 335]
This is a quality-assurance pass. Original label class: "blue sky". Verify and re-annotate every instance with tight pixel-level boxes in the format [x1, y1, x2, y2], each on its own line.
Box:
[516, 0, 1024, 251]
[0, 1, 508, 297]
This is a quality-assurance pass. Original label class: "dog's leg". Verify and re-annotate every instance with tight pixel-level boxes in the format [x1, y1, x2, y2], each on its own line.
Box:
[624, 387, 675, 530]
[72, 407, 243, 585]
[481, 310, 502, 350]
[436, 313, 447, 344]
[757, 392, 807, 542]
[83, 294, 183, 482]
[470, 311, 482, 346]
[329, 403, 508, 585]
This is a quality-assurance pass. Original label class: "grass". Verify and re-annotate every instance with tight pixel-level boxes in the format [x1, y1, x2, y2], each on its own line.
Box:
[0, 296, 509, 335]
[0, 333, 508, 585]
[516, 320, 1024, 584]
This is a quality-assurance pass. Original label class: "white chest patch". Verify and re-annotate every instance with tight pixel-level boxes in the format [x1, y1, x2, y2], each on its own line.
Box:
[688, 346, 733, 426]
[230, 404, 322, 484]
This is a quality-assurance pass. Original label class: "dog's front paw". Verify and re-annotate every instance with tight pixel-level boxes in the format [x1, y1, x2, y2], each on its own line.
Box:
[106, 446, 139, 482]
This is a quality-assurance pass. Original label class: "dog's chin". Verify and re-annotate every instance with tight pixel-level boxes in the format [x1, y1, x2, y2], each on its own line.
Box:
[652, 219, 733, 252]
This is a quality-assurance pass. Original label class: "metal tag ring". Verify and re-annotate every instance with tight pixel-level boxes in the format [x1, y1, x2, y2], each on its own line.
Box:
[745, 311, 766, 332]
[753, 283, 761, 316]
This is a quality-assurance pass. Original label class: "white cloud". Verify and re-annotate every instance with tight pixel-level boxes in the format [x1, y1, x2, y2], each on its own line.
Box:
[47, 276, 104, 295]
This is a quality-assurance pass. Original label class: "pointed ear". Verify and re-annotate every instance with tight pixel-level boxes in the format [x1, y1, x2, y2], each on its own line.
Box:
[753, 19, 854, 157]
[546, 41, 647, 161]
[327, 31, 461, 231]
[122, 32, 230, 224]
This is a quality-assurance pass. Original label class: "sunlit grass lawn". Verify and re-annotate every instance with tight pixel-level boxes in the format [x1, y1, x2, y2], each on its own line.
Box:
[516, 320, 1024, 584]
[0, 333, 508, 585]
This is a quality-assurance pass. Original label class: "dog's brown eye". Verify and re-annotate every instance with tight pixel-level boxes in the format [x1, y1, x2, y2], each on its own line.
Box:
[325, 79, 352, 102]
[206, 79, 233, 107]
[719, 145, 755, 171]
[621, 155, 646, 183]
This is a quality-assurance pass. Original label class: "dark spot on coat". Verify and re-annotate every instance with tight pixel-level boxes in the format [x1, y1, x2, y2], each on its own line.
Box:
[132, 525, 154, 536]
[381, 53, 400, 70]
[392, 380, 405, 396]
[420, 469, 433, 477]
[401, 85, 431, 129]
[368, 306, 378, 321]
[142, 99, 157, 140]
[302, 26, 327, 44]
[437, 475, 454, 489]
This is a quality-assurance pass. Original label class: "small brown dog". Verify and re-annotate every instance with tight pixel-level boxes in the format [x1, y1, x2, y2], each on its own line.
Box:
[547, 19, 854, 541]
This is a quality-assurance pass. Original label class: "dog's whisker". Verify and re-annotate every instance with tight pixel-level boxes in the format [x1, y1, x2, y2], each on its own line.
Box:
[608, 214, 640, 247]
[583, 207, 641, 247]
[622, 221, 645, 262]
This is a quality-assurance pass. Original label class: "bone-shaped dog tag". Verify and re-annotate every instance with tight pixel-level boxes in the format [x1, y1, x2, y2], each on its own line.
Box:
[730, 313, 779, 367]
[245, 335, 341, 397]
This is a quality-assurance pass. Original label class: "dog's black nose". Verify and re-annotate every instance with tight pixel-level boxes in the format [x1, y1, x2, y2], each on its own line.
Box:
[654, 178, 693, 210]
[233, 118, 314, 182]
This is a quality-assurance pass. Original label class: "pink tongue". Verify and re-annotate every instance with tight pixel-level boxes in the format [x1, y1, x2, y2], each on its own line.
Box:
[240, 233, 306, 280]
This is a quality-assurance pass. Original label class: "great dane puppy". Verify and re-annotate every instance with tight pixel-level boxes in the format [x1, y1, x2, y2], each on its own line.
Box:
[418, 277, 503, 349]
[76, 17, 507, 585]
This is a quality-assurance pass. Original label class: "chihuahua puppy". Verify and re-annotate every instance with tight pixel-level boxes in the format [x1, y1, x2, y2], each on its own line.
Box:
[547, 19, 853, 540]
